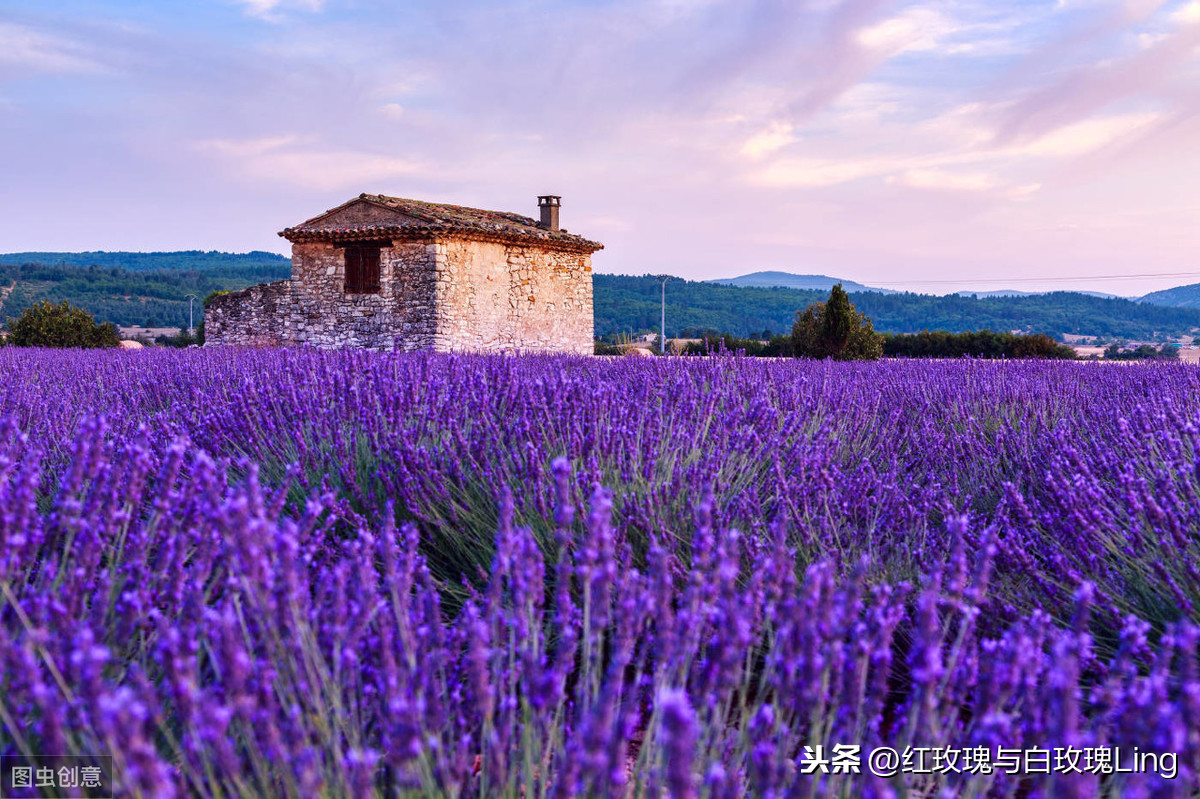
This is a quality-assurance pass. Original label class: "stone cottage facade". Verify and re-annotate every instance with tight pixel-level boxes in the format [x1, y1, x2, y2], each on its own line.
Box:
[205, 194, 603, 354]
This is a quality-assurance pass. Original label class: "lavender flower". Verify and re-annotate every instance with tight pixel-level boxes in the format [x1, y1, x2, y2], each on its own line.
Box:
[0, 350, 1198, 795]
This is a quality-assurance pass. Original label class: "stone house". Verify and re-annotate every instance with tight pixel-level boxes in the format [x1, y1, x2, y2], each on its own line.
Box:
[205, 194, 603, 354]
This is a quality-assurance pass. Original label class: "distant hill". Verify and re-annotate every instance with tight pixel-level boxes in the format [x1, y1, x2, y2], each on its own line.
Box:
[0, 250, 290, 271]
[595, 274, 1200, 340]
[957, 289, 1124, 300]
[711, 272, 1130, 300]
[1140, 283, 1200, 309]
[710, 271, 893, 293]
[956, 289, 1039, 298]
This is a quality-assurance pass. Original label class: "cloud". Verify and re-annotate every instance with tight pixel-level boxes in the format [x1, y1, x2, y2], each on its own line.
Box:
[748, 156, 895, 187]
[856, 7, 964, 55]
[1170, 1, 1200, 24]
[741, 100, 1156, 199]
[784, 0, 895, 120]
[993, 6, 1200, 143]
[886, 168, 1041, 199]
[748, 150, 1042, 203]
[196, 135, 302, 158]
[887, 168, 999, 191]
[916, 102, 1165, 158]
[1009, 111, 1162, 156]
[233, 0, 324, 21]
[740, 122, 797, 157]
[194, 135, 423, 191]
[0, 22, 106, 75]
[379, 103, 406, 119]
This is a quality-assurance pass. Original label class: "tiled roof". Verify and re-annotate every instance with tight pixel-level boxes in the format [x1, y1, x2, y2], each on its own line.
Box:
[279, 194, 604, 253]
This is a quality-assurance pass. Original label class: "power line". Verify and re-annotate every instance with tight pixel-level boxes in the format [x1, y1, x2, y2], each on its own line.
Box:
[869, 271, 1200, 287]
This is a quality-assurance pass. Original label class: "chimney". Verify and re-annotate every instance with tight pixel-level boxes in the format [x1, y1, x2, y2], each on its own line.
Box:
[538, 195, 561, 231]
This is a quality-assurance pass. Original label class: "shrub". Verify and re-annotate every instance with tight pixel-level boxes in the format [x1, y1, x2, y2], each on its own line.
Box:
[202, 289, 230, 308]
[595, 332, 637, 356]
[883, 330, 1076, 359]
[595, 341, 626, 356]
[1104, 343, 1179, 360]
[155, 328, 199, 348]
[5, 300, 120, 349]
[681, 333, 792, 356]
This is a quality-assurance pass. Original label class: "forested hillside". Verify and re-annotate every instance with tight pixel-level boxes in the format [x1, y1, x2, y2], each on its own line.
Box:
[0, 250, 289, 271]
[4, 253, 1199, 340]
[1140, 283, 1200, 309]
[595, 274, 1200, 340]
[0, 260, 291, 328]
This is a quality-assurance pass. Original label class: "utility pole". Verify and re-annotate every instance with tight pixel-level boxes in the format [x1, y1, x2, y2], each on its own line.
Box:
[184, 294, 197, 337]
[657, 275, 671, 356]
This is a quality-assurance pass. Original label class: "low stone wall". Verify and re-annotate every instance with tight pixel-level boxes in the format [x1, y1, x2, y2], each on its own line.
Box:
[205, 281, 292, 347]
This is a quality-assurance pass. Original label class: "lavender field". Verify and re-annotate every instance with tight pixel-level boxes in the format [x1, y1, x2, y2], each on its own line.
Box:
[1, 348, 1198, 797]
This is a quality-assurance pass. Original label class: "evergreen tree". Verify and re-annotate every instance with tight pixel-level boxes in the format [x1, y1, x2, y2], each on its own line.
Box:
[823, 283, 854, 354]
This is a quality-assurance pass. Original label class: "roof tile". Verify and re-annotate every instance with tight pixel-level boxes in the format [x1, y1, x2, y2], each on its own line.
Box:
[279, 194, 603, 253]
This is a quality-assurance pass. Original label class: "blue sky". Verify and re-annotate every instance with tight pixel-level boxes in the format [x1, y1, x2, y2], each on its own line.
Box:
[2, 0, 1199, 294]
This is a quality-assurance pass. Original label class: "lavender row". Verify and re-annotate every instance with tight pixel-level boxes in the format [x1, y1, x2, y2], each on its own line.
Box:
[1, 422, 1196, 796]
[2, 348, 1199, 627]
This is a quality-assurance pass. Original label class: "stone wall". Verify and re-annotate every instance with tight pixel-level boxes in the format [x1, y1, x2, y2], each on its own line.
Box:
[206, 235, 593, 354]
[204, 281, 292, 347]
[285, 240, 439, 350]
[432, 239, 592, 354]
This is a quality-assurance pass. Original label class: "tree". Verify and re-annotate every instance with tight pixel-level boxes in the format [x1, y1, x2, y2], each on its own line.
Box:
[6, 300, 120, 349]
[823, 283, 854, 353]
[792, 284, 883, 361]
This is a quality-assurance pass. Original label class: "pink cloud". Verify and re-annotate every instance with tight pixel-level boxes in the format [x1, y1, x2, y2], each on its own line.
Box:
[994, 18, 1200, 143]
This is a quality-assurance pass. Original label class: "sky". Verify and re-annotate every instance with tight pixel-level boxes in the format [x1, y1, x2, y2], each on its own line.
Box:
[1, 0, 1199, 296]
